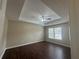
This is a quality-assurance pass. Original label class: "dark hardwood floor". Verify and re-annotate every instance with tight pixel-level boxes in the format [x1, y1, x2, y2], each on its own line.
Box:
[2, 41, 71, 59]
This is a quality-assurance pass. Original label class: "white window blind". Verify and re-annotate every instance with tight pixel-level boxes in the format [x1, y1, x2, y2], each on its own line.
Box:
[48, 27, 62, 40]
[48, 28, 54, 39]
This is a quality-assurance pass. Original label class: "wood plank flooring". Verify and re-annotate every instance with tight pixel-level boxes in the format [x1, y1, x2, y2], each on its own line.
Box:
[2, 41, 71, 59]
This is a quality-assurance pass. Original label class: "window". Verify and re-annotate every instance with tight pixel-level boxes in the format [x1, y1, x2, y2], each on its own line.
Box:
[48, 27, 62, 40]
[48, 28, 54, 39]
[54, 27, 62, 40]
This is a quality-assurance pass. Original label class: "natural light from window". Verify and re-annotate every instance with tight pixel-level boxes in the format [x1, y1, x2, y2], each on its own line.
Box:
[48, 27, 62, 40]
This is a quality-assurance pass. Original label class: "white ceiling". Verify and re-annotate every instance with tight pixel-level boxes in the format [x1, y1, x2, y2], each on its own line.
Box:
[0, 0, 2, 10]
[42, 0, 69, 25]
[6, 0, 25, 20]
[19, 0, 61, 26]
[6, 0, 69, 26]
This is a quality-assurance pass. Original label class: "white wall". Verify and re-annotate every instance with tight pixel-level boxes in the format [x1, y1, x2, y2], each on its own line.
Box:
[7, 20, 44, 49]
[0, 0, 7, 59]
[45, 23, 70, 47]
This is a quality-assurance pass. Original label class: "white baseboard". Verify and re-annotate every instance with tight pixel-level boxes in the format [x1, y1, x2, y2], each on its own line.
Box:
[0, 41, 43, 59]
[7, 40, 43, 49]
[0, 48, 6, 59]
[46, 40, 70, 47]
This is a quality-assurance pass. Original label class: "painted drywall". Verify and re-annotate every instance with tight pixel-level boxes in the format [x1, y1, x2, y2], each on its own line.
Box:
[45, 23, 70, 47]
[0, 0, 7, 58]
[7, 20, 44, 48]
[42, 0, 69, 20]
[0, 19, 8, 59]
[42, 0, 69, 26]
[19, 0, 61, 25]
[6, 0, 25, 20]
[69, 0, 79, 59]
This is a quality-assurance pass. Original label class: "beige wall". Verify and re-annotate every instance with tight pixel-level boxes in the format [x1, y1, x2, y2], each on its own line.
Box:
[2, 19, 8, 49]
[69, 0, 79, 59]
[0, 0, 7, 58]
[45, 23, 70, 47]
[7, 20, 44, 48]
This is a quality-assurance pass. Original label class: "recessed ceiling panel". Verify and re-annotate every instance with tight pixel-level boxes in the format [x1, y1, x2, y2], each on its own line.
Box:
[19, 0, 61, 25]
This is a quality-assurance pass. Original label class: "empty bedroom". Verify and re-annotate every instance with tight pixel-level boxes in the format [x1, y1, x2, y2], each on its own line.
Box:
[1, 0, 79, 59]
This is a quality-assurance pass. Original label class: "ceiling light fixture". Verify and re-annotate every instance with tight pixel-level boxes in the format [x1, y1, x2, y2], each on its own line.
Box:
[40, 16, 52, 22]
[41, 16, 45, 22]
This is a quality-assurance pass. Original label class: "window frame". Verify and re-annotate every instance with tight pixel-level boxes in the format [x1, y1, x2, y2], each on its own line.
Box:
[48, 27, 62, 40]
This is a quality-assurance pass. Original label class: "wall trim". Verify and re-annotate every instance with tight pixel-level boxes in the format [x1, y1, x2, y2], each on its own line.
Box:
[0, 48, 6, 59]
[7, 40, 43, 49]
